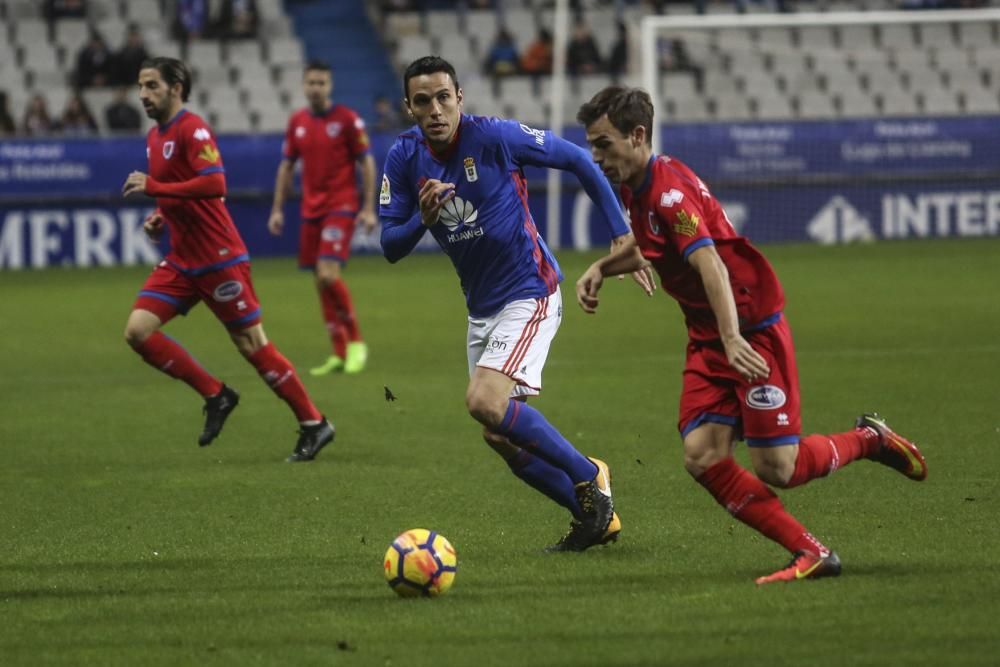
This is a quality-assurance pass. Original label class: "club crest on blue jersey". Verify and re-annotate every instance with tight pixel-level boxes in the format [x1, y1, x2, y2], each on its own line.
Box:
[162, 141, 175, 159]
[463, 157, 478, 182]
[746, 385, 787, 410]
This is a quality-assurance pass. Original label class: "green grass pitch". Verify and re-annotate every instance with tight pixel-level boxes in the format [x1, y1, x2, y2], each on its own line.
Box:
[2, 238, 999, 666]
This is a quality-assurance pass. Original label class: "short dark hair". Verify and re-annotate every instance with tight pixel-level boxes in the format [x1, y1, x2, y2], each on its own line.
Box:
[577, 86, 654, 146]
[140, 56, 192, 102]
[304, 60, 331, 75]
[402, 56, 459, 102]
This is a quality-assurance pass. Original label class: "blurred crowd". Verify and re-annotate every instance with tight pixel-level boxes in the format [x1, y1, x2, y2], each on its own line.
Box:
[2, 0, 261, 138]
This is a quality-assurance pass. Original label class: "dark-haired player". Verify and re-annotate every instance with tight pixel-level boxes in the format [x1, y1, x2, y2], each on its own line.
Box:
[575, 85, 928, 583]
[122, 57, 334, 462]
[380, 56, 655, 551]
[269, 60, 375, 376]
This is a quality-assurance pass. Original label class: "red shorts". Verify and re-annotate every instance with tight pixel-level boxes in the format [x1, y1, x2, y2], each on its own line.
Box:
[678, 316, 801, 447]
[134, 261, 262, 331]
[299, 210, 357, 268]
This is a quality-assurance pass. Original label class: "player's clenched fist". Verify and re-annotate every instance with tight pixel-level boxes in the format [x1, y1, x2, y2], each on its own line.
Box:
[267, 209, 284, 236]
[418, 179, 455, 227]
[576, 265, 605, 314]
[143, 210, 164, 241]
[121, 171, 148, 198]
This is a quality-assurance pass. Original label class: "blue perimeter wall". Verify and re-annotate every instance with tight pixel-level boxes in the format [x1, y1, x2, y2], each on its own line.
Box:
[1, 116, 999, 269]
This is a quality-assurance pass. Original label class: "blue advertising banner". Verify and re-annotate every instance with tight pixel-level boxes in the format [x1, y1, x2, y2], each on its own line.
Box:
[2, 117, 999, 269]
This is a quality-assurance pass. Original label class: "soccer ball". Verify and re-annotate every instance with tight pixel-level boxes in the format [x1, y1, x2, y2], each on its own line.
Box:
[383, 529, 457, 598]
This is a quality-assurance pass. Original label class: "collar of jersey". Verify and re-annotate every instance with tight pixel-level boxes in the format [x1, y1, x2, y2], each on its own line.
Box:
[309, 102, 335, 118]
[157, 108, 187, 134]
[424, 117, 463, 162]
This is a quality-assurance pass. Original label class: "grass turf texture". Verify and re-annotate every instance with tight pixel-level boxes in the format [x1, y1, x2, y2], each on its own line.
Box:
[2, 238, 998, 666]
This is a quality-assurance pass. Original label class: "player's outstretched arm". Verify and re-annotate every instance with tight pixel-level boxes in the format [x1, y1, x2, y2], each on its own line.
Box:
[575, 236, 648, 314]
[123, 170, 226, 200]
[688, 245, 770, 382]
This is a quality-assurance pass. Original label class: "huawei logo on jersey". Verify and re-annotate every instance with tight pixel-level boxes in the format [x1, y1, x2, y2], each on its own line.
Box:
[438, 195, 478, 230]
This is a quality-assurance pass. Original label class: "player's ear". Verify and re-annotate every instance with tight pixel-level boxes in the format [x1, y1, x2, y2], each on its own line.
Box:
[632, 125, 646, 148]
[456, 87, 463, 110]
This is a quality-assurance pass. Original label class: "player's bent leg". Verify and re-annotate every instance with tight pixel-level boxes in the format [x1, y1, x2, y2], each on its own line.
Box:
[232, 324, 333, 460]
[748, 444, 799, 488]
[857, 413, 928, 481]
[682, 422, 737, 478]
[124, 308, 162, 348]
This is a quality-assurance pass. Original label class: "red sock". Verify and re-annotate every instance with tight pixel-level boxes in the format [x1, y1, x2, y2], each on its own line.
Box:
[247, 342, 322, 422]
[697, 457, 828, 556]
[786, 429, 880, 488]
[329, 279, 362, 342]
[135, 332, 222, 397]
[320, 288, 347, 358]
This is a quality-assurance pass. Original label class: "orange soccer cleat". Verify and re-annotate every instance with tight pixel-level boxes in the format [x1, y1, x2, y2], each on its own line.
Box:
[755, 550, 842, 586]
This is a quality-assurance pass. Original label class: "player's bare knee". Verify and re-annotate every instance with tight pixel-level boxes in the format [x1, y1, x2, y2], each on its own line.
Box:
[753, 457, 795, 487]
[465, 391, 505, 429]
[124, 325, 149, 348]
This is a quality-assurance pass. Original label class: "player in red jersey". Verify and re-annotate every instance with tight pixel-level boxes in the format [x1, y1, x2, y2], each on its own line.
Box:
[268, 60, 376, 376]
[121, 57, 335, 462]
[574, 86, 928, 584]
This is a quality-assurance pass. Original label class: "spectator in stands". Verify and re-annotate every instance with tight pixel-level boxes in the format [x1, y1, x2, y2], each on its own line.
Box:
[57, 92, 99, 136]
[520, 27, 554, 76]
[607, 20, 629, 81]
[43, 0, 87, 24]
[21, 94, 56, 136]
[0, 92, 16, 137]
[213, 0, 259, 40]
[175, 0, 209, 42]
[658, 37, 704, 92]
[114, 24, 151, 87]
[105, 86, 143, 132]
[75, 31, 115, 88]
[372, 94, 406, 132]
[483, 27, 521, 78]
[566, 17, 603, 76]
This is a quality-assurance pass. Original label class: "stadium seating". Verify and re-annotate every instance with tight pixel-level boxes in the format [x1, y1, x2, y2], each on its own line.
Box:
[0, 0, 307, 133]
[1, 0, 998, 134]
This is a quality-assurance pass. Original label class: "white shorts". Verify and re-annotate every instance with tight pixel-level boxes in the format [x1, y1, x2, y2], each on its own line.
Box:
[467, 289, 563, 398]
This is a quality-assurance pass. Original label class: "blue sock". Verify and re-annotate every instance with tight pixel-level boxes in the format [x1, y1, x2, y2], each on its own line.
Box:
[497, 400, 597, 484]
[507, 449, 581, 518]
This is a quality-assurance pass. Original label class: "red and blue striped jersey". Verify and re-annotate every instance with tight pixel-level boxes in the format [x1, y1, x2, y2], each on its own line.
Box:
[145, 109, 247, 274]
[282, 104, 370, 219]
[622, 155, 785, 341]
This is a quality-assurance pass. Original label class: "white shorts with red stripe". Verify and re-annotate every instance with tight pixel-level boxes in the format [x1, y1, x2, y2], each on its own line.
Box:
[467, 288, 563, 397]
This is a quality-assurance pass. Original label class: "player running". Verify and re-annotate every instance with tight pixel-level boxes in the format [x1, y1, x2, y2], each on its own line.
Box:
[122, 57, 335, 463]
[380, 56, 654, 551]
[269, 60, 376, 376]
[574, 86, 927, 583]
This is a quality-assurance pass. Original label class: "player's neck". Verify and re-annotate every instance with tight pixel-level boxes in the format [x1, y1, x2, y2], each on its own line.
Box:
[156, 102, 185, 127]
[309, 100, 332, 115]
[625, 149, 653, 190]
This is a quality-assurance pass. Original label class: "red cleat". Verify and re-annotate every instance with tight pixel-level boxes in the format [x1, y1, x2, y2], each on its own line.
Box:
[755, 550, 842, 586]
[856, 413, 928, 481]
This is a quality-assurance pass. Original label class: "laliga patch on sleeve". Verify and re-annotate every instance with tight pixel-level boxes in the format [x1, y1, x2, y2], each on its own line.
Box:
[379, 174, 391, 205]
[746, 385, 787, 410]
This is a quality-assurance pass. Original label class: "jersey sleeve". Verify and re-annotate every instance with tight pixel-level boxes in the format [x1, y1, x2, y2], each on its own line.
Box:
[494, 118, 630, 238]
[282, 114, 298, 161]
[346, 110, 371, 159]
[183, 120, 225, 176]
[654, 179, 713, 261]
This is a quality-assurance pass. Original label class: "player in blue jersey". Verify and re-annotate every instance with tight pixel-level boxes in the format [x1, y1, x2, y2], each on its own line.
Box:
[380, 56, 654, 551]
